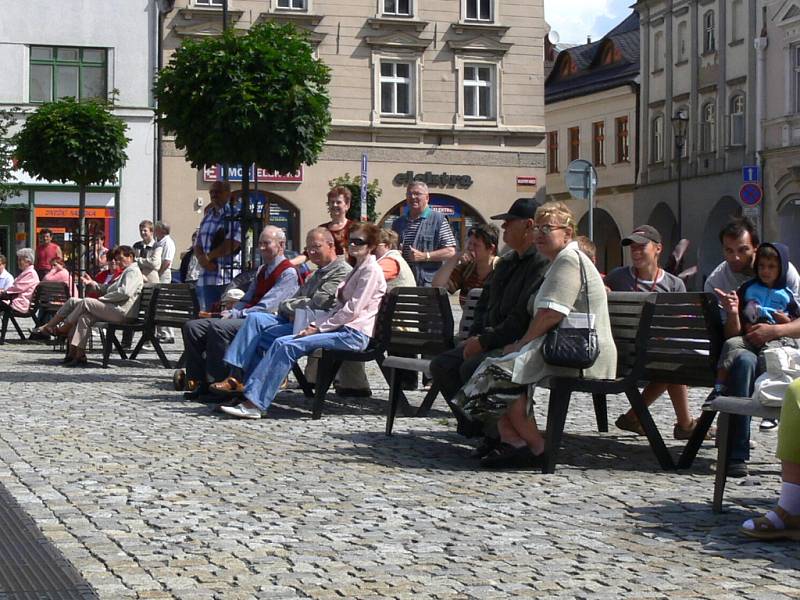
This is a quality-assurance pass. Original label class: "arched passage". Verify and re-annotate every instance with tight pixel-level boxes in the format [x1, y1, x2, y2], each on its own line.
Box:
[379, 194, 488, 248]
[779, 196, 800, 265]
[577, 208, 622, 273]
[646, 202, 678, 264]
[699, 196, 741, 277]
[233, 189, 302, 255]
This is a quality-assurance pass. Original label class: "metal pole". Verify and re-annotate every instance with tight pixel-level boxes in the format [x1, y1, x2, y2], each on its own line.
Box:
[587, 168, 594, 241]
[222, 0, 228, 30]
[676, 146, 683, 240]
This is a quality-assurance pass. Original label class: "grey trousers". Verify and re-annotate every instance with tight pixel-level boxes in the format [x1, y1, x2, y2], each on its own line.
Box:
[183, 317, 245, 383]
[61, 298, 127, 349]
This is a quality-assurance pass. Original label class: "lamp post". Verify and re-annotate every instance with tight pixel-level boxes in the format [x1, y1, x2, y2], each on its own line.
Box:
[672, 109, 689, 240]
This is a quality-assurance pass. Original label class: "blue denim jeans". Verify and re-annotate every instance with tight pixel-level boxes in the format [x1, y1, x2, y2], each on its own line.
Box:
[223, 312, 293, 377]
[726, 350, 759, 462]
[196, 284, 225, 312]
[244, 327, 371, 411]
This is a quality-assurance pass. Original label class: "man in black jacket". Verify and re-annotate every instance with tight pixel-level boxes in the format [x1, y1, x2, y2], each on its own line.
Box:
[430, 198, 548, 437]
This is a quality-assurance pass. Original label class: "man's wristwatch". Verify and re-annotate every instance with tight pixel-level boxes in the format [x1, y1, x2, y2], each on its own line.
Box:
[425, 252, 430, 261]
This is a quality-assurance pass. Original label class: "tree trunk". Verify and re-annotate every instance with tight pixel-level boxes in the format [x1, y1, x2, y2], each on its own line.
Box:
[241, 163, 252, 270]
[78, 184, 87, 298]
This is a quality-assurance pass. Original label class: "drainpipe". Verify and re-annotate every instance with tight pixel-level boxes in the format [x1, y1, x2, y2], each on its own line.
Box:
[754, 6, 768, 240]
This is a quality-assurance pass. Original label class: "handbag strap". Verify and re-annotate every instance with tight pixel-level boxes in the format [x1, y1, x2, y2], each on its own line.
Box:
[574, 249, 590, 317]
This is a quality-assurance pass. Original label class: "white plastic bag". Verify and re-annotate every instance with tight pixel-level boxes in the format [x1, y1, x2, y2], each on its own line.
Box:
[752, 347, 800, 407]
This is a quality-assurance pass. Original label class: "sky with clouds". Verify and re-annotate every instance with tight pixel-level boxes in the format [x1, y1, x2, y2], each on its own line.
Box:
[544, 0, 634, 45]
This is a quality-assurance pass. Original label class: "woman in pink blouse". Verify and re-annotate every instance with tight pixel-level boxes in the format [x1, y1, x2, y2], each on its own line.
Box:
[0, 248, 40, 314]
[221, 222, 387, 419]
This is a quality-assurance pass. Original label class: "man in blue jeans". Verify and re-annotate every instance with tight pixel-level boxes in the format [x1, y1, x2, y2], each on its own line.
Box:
[706, 218, 800, 476]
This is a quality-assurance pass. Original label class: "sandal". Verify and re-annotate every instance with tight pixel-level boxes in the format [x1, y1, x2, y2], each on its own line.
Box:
[740, 506, 800, 541]
[210, 376, 244, 396]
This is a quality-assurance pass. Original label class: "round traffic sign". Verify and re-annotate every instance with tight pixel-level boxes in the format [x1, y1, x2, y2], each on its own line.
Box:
[564, 159, 598, 201]
[740, 183, 762, 206]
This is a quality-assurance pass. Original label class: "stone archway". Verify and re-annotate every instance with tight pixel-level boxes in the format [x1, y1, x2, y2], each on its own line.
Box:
[699, 196, 741, 277]
[778, 195, 800, 266]
[646, 202, 678, 264]
[233, 189, 302, 254]
[577, 208, 622, 273]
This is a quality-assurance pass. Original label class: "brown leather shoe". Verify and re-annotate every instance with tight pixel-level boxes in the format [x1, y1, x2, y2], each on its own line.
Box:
[210, 376, 244, 396]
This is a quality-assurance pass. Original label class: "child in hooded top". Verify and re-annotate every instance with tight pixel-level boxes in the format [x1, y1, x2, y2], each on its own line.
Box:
[714, 242, 800, 392]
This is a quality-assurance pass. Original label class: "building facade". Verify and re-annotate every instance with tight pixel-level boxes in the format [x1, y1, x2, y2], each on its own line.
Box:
[0, 0, 157, 267]
[159, 0, 547, 254]
[760, 0, 800, 264]
[544, 13, 639, 273]
[634, 0, 758, 279]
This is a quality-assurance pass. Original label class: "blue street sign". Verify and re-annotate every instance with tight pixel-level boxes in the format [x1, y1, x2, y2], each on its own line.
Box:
[360, 153, 368, 221]
[740, 183, 763, 206]
[742, 165, 760, 182]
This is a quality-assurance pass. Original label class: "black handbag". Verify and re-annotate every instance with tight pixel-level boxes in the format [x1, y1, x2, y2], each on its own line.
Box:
[542, 250, 599, 369]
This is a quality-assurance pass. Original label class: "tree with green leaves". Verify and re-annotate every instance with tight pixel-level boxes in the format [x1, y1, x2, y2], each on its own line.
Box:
[154, 21, 332, 266]
[0, 107, 20, 206]
[328, 173, 381, 223]
[14, 97, 129, 287]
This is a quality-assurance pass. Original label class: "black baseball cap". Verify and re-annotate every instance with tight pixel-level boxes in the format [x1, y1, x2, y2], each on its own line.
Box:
[622, 224, 662, 246]
[490, 198, 539, 221]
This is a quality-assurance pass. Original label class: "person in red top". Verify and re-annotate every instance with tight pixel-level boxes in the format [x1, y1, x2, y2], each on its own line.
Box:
[291, 186, 353, 266]
[34, 229, 63, 280]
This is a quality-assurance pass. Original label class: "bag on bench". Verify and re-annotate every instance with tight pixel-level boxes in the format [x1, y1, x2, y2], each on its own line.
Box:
[752, 346, 800, 407]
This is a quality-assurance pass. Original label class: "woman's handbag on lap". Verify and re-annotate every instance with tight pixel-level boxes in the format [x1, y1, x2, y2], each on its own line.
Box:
[542, 250, 599, 369]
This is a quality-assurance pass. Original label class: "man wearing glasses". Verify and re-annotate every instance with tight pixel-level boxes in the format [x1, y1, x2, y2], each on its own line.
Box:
[392, 181, 457, 287]
[181, 226, 300, 398]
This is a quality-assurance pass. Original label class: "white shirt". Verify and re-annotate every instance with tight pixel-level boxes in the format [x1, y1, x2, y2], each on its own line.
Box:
[0, 269, 13, 290]
[157, 234, 176, 264]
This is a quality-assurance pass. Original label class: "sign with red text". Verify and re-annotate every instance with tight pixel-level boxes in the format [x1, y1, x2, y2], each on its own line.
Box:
[203, 164, 304, 183]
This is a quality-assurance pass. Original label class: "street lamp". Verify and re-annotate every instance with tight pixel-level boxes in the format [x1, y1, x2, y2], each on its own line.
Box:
[672, 109, 689, 239]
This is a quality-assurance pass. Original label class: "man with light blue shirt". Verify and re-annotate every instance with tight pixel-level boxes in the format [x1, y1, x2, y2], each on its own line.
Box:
[182, 226, 300, 397]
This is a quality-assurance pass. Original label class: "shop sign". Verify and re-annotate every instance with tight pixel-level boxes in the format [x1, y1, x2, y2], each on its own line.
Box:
[516, 176, 537, 186]
[203, 164, 303, 183]
[393, 170, 473, 188]
[34, 207, 114, 218]
[429, 198, 462, 217]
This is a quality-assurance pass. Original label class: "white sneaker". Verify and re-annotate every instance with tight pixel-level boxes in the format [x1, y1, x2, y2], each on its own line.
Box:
[220, 403, 262, 419]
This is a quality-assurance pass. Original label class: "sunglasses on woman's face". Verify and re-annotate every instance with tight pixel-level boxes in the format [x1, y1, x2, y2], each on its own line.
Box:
[349, 238, 369, 247]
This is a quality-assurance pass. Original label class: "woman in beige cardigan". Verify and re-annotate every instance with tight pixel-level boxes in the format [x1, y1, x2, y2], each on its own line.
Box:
[39, 245, 144, 366]
[455, 202, 616, 469]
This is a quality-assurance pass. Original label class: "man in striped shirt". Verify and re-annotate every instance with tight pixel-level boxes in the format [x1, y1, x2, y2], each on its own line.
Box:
[391, 182, 457, 287]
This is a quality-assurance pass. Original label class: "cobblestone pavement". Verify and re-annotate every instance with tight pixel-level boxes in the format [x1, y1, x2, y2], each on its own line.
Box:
[0, 328, 798, 599]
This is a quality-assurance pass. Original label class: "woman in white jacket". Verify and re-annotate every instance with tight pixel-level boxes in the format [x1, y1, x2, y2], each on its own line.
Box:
[37, 245, 144, 366]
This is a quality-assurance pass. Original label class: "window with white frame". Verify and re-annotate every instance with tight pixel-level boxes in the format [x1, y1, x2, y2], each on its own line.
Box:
[653, 30, 664, 71]
[463, 63, 494, 119]
[277, 0, 306, 9]
[651, 114, 664, 163]
[730, 95, 745, 146]
[676, 21, 688, 62]
[703, 10, 716, 53]
[380, 61, 413, 116]
[701, 101, 716, 152]
[465, 0, 493, 22]
[383, 0, 411, 16]
[194, 0, 223, 5]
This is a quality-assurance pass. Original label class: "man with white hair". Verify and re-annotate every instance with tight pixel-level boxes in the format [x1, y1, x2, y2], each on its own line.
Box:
[182, 226, 300, 396]
[155, 221, 177, 343]
[391, 181, 457, 287]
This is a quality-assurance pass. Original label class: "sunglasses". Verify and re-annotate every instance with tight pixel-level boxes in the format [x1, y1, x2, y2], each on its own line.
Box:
[533, 225, 567, 235]
[349, 238, 369, 247]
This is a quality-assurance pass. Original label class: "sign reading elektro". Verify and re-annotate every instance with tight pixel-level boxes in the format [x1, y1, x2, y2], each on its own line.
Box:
[393, 170, 474, 188]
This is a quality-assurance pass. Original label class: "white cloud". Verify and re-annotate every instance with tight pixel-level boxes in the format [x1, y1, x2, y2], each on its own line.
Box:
[544, 0, 620, 45]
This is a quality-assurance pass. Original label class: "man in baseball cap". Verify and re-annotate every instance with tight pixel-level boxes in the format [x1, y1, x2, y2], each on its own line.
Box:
[431, 197, 548, 449]
[621, 224, 661, 246]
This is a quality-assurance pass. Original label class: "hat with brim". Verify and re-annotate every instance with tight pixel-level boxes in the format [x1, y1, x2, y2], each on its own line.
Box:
[490, 198, 540, 220]
[621, 224, 661, 246]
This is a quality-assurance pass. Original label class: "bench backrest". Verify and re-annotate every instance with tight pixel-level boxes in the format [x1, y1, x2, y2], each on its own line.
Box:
[30, 281, 70, 315]
[644, 292, 723, 387]
[153, 283, 199, 326]
[457, 287, 484, 340]
[379, 286, 455, 356]
[133, 284, 159, 325]
[607, 291, 658, 379]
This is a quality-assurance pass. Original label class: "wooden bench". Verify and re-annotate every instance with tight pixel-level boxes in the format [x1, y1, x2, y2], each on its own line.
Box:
[97, 285, 161, 367]
[382, 287, 455, 435]
[541, 291, 723, 473]
[152, 283, 199, 369]
[0, 281, 70, 344]
[456, 287, 483, 341]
